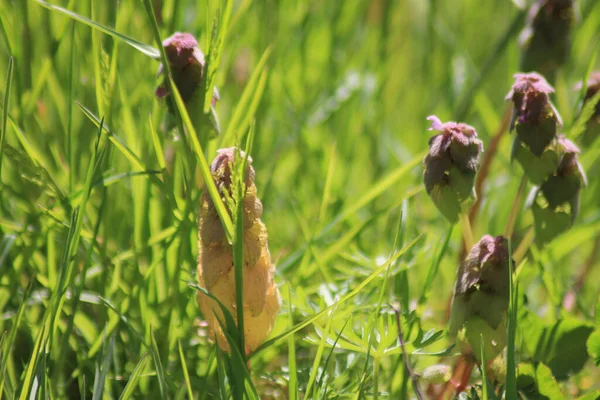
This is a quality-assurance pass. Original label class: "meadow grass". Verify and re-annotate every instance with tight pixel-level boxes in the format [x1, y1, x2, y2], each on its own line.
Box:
[0, 0, 600, 398]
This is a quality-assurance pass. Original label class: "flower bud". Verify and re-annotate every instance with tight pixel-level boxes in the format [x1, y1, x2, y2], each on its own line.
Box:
[423, 116, 483, 224]
[421, 364, 452, 384]
[519, 0, 577, 82]
[574, 71, 600, 147]
[531, 136, 586, 244]
[156, 32, 220, 136]
[506, 73, 564, 184]
[449, 235, 511, 361]
[197, 148, 280, 353]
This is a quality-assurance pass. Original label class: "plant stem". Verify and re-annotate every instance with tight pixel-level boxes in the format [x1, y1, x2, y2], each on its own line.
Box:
[469, 107, 511, 224]
[504, 175, 527, 238]
[394, 308, 423, 400]
[459, 213, 474, 251]
[563, 234, 600, 311]
[513, 226, 534, 265]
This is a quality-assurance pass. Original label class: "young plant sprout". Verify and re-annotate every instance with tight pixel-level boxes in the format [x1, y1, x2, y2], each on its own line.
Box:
[449, 235, 511, 362]
[519, 0, 577, 83]
[506, 72, 564, 185]
[155, 32, 220, 137]
[423, 116, 483, 224]
[197, 147, 281, 354]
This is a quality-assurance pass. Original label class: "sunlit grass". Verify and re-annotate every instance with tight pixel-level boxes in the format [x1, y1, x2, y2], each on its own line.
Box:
[0, 0, 599, 398]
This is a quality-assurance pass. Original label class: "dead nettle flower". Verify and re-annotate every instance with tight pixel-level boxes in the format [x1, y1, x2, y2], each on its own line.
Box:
[197, 147, 280, 354]
[574, 71, 600, 147]
[519, 0, 577, 82]
[449, 235, 512, 362]
[530, 136, 587, 244]
[507, 73, 564, 184]
[156, 32, 220, 136]
[423, 116, 483, 224]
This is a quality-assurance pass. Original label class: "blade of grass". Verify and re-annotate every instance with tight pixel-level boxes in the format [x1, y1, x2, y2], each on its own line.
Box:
[202, 0, 232, 112]
[305, 307, 336, 398]
[0, 281, 33, 393]
[419, 224, 453, 304]
[33, 0, 160, 59]
[150, 327, 169, 400]
[0, 56, 14, 180]
[219, 47, 271, 147]
[286, 286, 298, 400]
[506, 239, 518, 398]
[119, 353, 150, 400]
[17, 321, 47, 400]
[177, 341, 193, 400]
[92, 332, 115, 400]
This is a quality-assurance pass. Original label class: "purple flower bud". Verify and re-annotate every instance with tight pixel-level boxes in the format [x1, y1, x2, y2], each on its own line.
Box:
[449, 235, 511, 336]
[507, 73, 564, 184]
[520, 0, 577, 82]
[155, 32, 219, 106]
[423, 116, 483, 223]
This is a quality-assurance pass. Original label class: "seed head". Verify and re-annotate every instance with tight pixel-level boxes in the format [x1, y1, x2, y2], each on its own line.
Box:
[520, 0, 577, 82]
[197, 148, 280, 354]
[423, 116, 482, 224]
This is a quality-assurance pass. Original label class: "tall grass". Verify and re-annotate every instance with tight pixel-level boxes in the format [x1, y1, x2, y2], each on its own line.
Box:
[0, 0, 599, 398]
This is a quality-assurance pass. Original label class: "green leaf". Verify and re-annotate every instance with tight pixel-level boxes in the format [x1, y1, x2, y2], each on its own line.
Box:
[587, 329, 600, 366]
[516, 363, 565, 400]
[520, 312, 594, 380]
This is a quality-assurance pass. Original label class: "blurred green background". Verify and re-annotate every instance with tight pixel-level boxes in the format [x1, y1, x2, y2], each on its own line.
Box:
[0, 0, 599, 398]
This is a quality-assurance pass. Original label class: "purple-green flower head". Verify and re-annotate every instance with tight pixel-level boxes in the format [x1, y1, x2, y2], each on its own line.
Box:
[423, 116, 483, 223]
[450, 235, 511, 335]
[155, 32, 219, 106]
[506, 73, 558, 125]
[520, 0, 577, 81]
[507, 73, 562, 157]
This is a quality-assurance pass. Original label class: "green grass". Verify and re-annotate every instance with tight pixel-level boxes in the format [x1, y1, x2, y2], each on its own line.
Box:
[1, 0, 600, 398]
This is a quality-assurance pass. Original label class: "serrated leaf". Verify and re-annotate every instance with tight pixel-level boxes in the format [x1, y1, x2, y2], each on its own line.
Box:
[586, 330, 600, 366]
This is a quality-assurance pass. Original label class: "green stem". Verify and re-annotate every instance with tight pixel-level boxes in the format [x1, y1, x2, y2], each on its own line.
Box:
[504, 175, 527, 238]
[459, 213, 474, 251]
[513, 226, 534, 265]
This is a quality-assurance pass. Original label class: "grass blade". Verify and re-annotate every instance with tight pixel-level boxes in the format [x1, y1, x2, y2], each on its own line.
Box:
[177, 341, 193, 400]
[92, 333, 115, 400]
[506, 239, 518, 398]
[0, 56, 13, 180]
[32, 0, 160, 59]
[150, 327, 169, 400]
[119, 353, 150, 400]
[219, 47, 271, 147]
